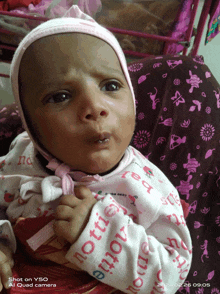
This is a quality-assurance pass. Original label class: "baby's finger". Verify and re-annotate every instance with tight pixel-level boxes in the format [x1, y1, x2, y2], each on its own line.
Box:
[53, 220, 74, 243]
[55, 204, 74, 220]
[59, 194, 81, 208]
[53, 219, 66, 237]
[74, 185, 95, 201]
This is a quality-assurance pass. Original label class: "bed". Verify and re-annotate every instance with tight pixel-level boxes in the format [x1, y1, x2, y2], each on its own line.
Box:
[0, 0, 220, 66]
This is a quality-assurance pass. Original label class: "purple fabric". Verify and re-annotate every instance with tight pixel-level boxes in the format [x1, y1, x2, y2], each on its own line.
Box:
[128, 55, 220, 293]
[0, 55, 220, 293]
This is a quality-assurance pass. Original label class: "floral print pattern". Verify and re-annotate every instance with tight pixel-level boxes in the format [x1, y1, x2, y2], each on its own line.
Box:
[133, 130, 151, 149]
[200, 124, 215, 141]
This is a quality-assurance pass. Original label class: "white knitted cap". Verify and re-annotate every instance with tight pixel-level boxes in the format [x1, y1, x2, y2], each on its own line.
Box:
[10, 6, 136, 161]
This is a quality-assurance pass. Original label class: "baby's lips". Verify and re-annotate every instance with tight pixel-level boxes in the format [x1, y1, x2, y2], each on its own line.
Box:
[87, 131, 111, 143]
[98, 132, 111, 141]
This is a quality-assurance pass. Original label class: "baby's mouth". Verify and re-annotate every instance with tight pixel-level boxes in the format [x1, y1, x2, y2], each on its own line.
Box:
[97, 138, 110, 144]
[87, 131, 111, 144]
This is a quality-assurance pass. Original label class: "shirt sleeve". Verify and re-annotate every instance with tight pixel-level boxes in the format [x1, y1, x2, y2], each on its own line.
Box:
[0, 132, 42, 253]
[65, 193, 192, 294]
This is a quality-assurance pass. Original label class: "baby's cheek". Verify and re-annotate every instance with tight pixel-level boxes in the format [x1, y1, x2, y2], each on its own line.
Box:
[124, 113, 136, 135]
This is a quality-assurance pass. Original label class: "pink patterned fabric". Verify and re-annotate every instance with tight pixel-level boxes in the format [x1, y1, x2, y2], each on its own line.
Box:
[128, 55, 220, 294]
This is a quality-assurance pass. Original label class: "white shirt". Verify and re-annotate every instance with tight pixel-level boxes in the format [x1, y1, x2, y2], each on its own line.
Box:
[0, 132, 192, 293]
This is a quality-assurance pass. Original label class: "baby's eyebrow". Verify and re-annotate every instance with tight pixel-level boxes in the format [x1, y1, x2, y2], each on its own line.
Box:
[101, 65, 124, 77]
[44, 67, 123, 85]
[37, 66, 125, 95]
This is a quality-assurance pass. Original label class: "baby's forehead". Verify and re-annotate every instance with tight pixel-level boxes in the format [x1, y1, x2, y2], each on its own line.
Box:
[19, 32, 126, 89]
[20, 33, 124, 73]
[23, 32, 112, 57]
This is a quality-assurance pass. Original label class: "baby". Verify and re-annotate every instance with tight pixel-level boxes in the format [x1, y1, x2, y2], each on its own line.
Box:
[0, 6, 192, 293]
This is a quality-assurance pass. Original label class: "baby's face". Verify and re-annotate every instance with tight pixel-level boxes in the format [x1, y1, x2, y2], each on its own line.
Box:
[19, 33, 135, 174]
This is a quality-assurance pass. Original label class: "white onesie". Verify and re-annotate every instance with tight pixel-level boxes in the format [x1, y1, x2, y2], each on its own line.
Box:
[0, 132, 192, 294]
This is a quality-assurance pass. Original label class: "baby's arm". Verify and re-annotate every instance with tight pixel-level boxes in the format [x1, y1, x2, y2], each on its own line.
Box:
[55, 185, 192, 294]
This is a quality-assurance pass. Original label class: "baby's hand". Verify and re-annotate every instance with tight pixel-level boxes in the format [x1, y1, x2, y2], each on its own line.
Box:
[0, 242, 14, 291]
[54, 186, 97, 244]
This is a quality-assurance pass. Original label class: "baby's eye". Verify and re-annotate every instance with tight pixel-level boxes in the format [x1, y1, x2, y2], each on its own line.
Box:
[46, 92, 71, 104]
[102, 81, 121, 92]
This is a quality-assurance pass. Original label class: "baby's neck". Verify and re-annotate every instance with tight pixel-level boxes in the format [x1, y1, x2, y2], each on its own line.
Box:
[95, 160, 122, 176]
[36, 151, 124, 177]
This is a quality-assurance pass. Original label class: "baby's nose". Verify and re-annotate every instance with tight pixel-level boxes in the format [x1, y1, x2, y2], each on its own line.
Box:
[84, 110, 107, 121]
[79, 91, 109, 122]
